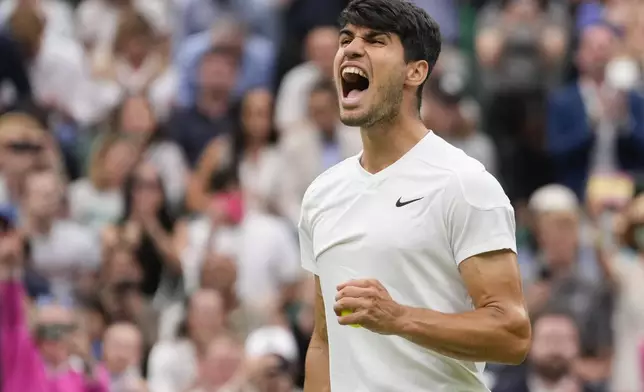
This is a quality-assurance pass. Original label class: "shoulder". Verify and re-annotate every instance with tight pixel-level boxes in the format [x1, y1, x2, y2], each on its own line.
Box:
[419, 134, 509, 210]
[301, 156, 358, 211]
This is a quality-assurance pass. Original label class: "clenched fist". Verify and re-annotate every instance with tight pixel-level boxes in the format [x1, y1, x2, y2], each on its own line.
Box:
[333, 279, 406, 335]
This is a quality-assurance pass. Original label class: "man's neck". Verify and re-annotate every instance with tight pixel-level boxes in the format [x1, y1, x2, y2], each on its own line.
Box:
[359, 114, 428, 174]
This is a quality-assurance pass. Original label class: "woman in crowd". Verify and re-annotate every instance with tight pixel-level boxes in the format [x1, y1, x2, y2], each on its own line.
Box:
[91, 10, 176, 119]
[102, 162, 184, 306]
[105, 94, 188, 210]
[186, 88, 283, 216]
[69, 136, 140, 231]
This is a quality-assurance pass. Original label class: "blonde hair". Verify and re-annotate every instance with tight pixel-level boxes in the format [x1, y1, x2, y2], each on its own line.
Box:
[88, 135, 134, 190]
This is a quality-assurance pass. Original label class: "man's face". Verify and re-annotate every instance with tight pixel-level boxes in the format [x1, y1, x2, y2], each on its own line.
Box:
[577, 25, 618, 78]
[334, 24, 407, 128]
[103, 326, 142, 374]
[198, 53, 238, 97]
[36, 304, 76, 366]
[536, 211, 579, 268]
[25, 172, 62, 219]
[529, 315, 579, 382]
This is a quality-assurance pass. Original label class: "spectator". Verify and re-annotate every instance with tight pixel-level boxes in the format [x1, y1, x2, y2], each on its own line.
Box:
[91, 11, 177, 119]
[280, 80, 361, 225]
[97, 244, 159, 357]
[181, 171, 302, 314]
[76, 0, 170, 54]
[0, 205, 110, 391]
[173, 0, 281, 47]
[0, 0, 75, 40]
[148, 288, 229, 392]
[492, 311, 599, 392]
[8, 3, 117, 126]
[187, 335, 245, 392]
[187, 88, 282, 215]
[0, 112, 45, 205]
[102, 162, 184, 304]
[102, 322, 147, 391]
[422, 71, 498, 177]
[22, 168, 102, 301]
[275, 26, 339, 132]
[69, 136, 140, 231]
[523, 184, 612, 385]
[103, 95, 188, 210]
[168, 46, 238, 166]
[476, 0, 568, 201]
[594, 192, 644, 391]
[175, 17, 275, 107]
[547, 23, 644, 199]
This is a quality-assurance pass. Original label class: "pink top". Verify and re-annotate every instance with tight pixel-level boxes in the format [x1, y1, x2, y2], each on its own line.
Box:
[1, 279, 110, 392]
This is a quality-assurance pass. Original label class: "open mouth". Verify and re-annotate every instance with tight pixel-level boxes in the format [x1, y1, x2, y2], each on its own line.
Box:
[341, 66, 370, 103]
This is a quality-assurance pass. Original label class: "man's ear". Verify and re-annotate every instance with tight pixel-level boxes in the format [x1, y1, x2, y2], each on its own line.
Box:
[405, 60, 429, 88]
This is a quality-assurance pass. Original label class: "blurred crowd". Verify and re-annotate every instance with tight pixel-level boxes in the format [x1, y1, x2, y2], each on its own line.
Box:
[0, 0, 644, 391]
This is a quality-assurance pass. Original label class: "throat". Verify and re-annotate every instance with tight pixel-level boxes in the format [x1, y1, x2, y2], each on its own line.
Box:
[359, 120, 430, 175]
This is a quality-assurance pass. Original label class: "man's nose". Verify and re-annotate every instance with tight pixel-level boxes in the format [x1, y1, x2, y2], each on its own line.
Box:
[343, 38, 366, 59]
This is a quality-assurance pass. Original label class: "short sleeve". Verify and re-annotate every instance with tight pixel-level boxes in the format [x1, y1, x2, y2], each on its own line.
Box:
[298, 201, 317, 275]
[272, 221, 303, 284]
[443, 169, 517, 265]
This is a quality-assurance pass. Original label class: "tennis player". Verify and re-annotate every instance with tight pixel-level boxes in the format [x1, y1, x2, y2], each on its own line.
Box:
[298, 0, 531, 391]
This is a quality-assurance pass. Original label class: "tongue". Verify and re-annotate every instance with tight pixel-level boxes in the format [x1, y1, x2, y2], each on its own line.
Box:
[347, 89, 363, 99]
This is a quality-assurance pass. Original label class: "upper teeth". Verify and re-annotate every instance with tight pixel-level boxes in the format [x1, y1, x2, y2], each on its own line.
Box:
[342, 66, 368, 80]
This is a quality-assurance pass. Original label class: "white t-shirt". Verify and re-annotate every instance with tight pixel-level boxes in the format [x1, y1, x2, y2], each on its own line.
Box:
[182, 212, 303, 305]
[298, 131, 516, 392]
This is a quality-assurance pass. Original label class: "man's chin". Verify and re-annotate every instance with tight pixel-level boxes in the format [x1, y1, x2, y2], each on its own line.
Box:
[340, 109, 370, 127]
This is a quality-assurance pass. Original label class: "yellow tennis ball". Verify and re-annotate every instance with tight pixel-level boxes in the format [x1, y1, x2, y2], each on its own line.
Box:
[341, 310, 361, 328]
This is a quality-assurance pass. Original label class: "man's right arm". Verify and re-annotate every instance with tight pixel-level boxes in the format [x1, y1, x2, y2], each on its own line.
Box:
[303, 276, 330, 392]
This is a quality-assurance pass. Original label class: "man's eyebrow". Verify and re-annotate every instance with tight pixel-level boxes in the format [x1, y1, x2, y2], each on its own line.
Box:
[364, 30, 391, 40]
[339, 28, 354, 37]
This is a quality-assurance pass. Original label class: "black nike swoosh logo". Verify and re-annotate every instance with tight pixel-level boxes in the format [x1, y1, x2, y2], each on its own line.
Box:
[396, 197, 424, 207]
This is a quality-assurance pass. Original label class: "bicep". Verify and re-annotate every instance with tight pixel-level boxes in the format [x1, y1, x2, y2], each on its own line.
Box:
[459, 249, 527, 315]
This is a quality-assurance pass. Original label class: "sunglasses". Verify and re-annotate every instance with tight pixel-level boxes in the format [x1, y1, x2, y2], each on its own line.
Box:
[5, 141, 43, 154]
[35, 323, 77, 341]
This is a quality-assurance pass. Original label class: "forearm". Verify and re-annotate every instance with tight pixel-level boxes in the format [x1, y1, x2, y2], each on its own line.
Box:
[303, 336, 330, 392]
[395, 305, 530, 365]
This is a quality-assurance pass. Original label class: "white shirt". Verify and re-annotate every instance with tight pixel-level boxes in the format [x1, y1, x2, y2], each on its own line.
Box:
[147, 339, 198, 392]
[68, 178, 123, 232]
[182, 212, 303, 306]
[298, 132, 516, 392]
[31, 34, 120, 126]
[30, 219, 102, 301]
